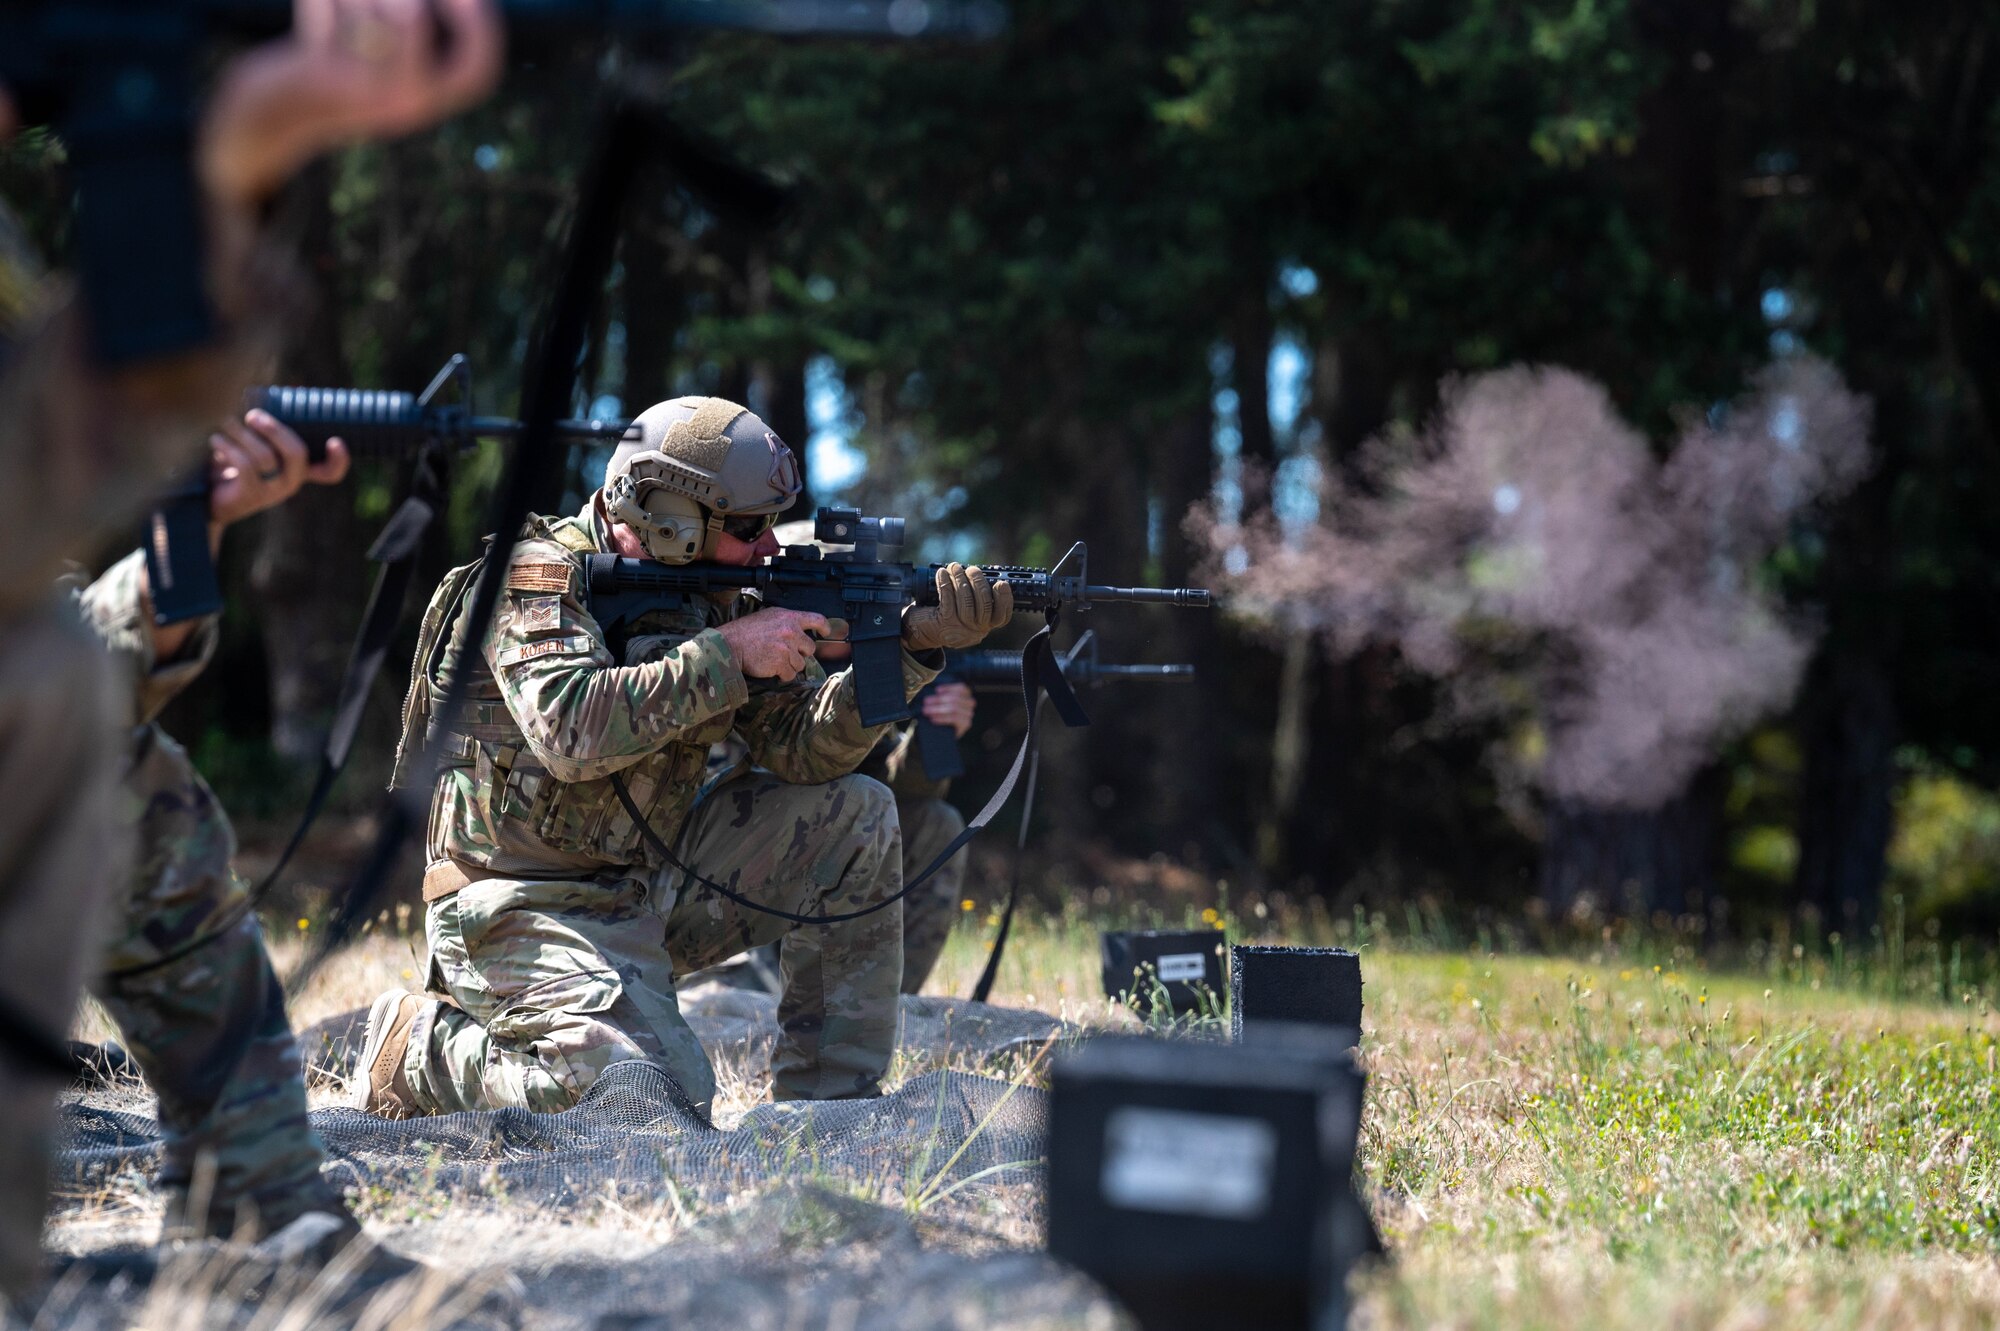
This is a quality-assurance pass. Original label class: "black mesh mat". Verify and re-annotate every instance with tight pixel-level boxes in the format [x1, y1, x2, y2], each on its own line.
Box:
[55, 1061, 1049, 1210]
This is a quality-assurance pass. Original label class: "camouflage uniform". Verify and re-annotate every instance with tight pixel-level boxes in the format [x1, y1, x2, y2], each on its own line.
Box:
[78, 553, 344, 1237]
[862, 727, 967, 994]
[0, 205, 287, 1301]
[396, 501, 938, 1114]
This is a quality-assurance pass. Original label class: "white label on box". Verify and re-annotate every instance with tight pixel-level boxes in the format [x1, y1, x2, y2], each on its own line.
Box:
[1100, 1107, 1276, 1219]
[1156, 952, 1207, 984]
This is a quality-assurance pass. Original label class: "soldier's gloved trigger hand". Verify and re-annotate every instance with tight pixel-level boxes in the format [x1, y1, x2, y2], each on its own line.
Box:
[901, 564, 1014, 652]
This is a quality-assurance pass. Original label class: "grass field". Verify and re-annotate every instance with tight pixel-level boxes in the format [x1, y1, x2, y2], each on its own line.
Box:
[930, 901, 2000, 1329]
[69, 893, 2000, 1329]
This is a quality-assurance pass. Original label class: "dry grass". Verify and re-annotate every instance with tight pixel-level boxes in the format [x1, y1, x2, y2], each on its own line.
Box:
[64, 893, 2000, 1328]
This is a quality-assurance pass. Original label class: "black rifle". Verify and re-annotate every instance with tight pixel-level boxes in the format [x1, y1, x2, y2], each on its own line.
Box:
[143, 354, 631, 622]
[586, 506, 1212, 729]
[0, 0, 1004, 369]
[913, 631, 1195, 780]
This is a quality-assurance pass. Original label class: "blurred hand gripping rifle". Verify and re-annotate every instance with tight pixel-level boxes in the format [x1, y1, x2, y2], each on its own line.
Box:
[585, 505, 1213, 729]
[913, 631, 1196, 780]
[143, 353, 632, 622]
[0, 0, 1004, 369]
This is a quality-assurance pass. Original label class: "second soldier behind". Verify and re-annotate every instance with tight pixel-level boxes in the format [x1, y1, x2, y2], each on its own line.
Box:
[766, 519, 977, 996]
[353, 397, 1011, 1118]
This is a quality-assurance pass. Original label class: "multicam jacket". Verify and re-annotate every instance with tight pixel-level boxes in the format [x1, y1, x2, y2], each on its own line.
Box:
[77, 551, 220, 730]
[400, 499, 941, 879]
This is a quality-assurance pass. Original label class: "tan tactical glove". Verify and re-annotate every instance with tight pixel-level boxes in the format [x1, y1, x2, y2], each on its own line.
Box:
[901, 563, 1014, 652]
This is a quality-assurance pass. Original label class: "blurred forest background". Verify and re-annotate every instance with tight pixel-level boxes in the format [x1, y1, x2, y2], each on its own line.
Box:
[9, 0, 2000, 951]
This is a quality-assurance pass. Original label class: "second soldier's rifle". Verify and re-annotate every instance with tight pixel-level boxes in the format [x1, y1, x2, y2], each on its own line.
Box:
[585, 506, 1213, 729]
[144, 354, 632, 624]
[913, 633, 1196, 780]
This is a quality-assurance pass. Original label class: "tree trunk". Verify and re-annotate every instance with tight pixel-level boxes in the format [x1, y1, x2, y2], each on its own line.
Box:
[1540, 769, 1724, 922]
[624, 226, 680, 405]
[1147, 406, 1224, 862]
[1256, 629, 1315, 873]
[1792, 653, 1896, 936]
[1232, 295, 1276, 483]
[1286, 335, 1393, 886]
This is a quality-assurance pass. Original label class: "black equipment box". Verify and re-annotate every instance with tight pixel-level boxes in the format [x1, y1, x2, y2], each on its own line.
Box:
[1047, 1033, 1372, 1330]
[1230, 945, 1363, 1039]
[1100, 929, 1227, 1016]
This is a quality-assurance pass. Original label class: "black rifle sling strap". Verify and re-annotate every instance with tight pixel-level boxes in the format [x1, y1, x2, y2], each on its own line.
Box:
[971, 627, 1082, 1001]
[611, 622, 1073, 928]
[105, 447, 450, 982]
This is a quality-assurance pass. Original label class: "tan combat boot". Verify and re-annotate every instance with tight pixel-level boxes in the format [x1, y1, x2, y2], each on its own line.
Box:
[352, 990, 430, 1119]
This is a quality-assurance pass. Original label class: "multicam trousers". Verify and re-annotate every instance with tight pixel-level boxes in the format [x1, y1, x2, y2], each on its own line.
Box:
[895, 795, 967, 995]
[94, 724, 342, 1238]
[407, 771, 905, 1115]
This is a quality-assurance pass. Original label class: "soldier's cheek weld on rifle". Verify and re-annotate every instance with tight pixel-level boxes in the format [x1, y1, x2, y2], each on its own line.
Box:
[585, 506, 1211, 729]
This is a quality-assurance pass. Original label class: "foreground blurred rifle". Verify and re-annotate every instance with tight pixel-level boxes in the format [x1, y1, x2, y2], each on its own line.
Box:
[4, 0, 1000, 619]
[914, 632, 1195, 780]
[587, 506, 1212, 728]
[0, 0, 1003, 369]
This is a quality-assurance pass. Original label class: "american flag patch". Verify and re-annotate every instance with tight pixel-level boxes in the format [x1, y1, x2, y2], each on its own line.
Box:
[508, 561, 572, 594]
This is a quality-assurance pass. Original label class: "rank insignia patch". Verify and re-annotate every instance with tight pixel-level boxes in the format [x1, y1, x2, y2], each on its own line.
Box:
[521, 595, 562, 632]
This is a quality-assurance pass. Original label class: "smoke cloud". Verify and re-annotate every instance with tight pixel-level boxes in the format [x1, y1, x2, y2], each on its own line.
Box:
[1199, 357, 1872, 810]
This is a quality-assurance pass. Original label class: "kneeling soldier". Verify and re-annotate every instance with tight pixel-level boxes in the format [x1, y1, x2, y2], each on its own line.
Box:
[355, 397, 1009, 1116]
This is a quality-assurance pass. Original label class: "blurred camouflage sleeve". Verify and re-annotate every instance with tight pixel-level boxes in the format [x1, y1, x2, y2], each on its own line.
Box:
[877, 724, 953, 801]
[77, 550, 220, 726]
[733, 647, 941, 785]
[486, 547, 749, 782]
[0, 204, 298, 621]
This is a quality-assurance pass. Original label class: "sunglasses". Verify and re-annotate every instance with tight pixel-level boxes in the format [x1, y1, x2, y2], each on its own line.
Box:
[721, 512, 778, 541]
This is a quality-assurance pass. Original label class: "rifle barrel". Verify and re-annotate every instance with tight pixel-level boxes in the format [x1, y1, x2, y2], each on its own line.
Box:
[469, 417, 633, 439]
[1093, 663, 1196, 679]
[1081, 584, 1211, 607]
[943, 651, 1196, 689]
[249, 384, 629, 460]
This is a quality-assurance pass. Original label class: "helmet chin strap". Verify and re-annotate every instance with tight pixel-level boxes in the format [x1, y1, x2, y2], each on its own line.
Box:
[697, 509, 727, 560]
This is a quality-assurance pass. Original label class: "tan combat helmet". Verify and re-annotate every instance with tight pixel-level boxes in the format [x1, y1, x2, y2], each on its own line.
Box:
[603, 396, 803, 563]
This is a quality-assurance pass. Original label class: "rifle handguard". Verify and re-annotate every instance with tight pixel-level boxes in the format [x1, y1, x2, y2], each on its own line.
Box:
[248, 386, 432, 461]
[917, 564, 1213, 612]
